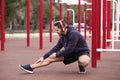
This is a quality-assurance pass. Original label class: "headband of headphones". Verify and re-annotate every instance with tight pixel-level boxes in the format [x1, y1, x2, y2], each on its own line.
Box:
[58, 20, 64, 28]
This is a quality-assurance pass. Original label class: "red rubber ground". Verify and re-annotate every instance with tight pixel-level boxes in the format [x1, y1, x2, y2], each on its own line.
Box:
[0, 36, 120, 80]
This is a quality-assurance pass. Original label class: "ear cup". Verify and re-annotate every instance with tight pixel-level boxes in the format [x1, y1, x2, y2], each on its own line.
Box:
[62, 27, 65, 31]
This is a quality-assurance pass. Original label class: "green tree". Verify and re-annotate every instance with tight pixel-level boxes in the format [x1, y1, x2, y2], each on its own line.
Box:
[5, 0, 26, 28]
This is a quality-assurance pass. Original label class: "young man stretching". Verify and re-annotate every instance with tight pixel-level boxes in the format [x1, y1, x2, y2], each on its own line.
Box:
[19, 21, 90, 74]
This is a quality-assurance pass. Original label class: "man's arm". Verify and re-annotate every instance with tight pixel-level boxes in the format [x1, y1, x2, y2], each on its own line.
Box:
[43, 38, 63, 59]
[56, 32, 79, 57]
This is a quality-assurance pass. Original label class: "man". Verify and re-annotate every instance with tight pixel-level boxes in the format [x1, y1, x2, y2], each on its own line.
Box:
[19, 21, 90, 74]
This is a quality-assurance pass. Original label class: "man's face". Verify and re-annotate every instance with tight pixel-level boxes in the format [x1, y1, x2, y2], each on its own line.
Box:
[54, 26, 64, 36]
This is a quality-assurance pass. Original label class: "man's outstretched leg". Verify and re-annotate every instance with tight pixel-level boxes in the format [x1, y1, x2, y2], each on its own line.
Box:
[19, 55, 64, 74]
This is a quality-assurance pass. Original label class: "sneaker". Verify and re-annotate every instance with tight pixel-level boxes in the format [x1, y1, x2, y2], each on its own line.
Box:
[79, 65, 86, 74]
[19, 64, 33, 74]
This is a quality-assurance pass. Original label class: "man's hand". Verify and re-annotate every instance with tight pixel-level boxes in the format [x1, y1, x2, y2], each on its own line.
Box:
[49, 53, 57, 58]
[35, 57, 44, 64]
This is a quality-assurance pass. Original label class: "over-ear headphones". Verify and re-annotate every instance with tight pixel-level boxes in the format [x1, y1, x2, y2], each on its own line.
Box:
[58, 20, 65, 31]
[58, 20, 63, 28]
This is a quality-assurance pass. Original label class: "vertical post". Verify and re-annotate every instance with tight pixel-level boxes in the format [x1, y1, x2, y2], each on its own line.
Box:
[116, 0, 119, 40]
[1, 0, 5, 51]
[59, 0, 62, 20]
[89, 0, 92, 37]
[67, 4, 70, 25]
[84, 3, 87, 39]
[0, 0, 2, 39]
[103, 0, 107, 49]
[26, 0, 30, 47]
[118, 1, 120, 40]
[0, 0, 1, 48]
[106, 1, 111, 46]
[49, 0, 52, 42]
[78, 0, 81, 32]
[111, 0, 115, 49]
[39, 0, 43, 49]
[96, 0, 101, 60]
[89, 10, 92, 37]
[91, 0, 97, 68]
[72, 9, 75, 25]
[119, 16, 120, 39]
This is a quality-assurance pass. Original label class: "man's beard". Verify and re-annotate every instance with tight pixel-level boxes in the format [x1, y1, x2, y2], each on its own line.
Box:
[57, 31, 65, 37]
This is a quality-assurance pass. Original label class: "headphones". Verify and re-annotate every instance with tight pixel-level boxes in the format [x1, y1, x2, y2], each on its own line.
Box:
[58, 20, 65, 31]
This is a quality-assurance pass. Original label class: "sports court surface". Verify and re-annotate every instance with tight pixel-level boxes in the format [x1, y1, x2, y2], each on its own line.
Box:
[0, 35, 120, 80]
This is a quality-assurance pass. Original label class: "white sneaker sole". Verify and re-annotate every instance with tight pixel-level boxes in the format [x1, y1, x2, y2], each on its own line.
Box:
[79, 71, 86, 74]
[19, 65, 33, 74]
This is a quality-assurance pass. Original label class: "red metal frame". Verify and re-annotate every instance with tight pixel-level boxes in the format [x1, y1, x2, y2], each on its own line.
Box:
[96, 0, 101, 60]
[88, 0, 92, 37]
[107, 1, 111, 46]
[39, 0, 43, 49]
[59, 0, 62, 20]
[49, 0, 52, 42]
[89, 11, 92, 37]
[91, 0, 97, 68]
[1, 0, 5, 51]
[0, 0, 1, 39]
[91, 0, 102, 66]
[78, 0, 81, 32]
[84, 3, 87, 39]
[0, 0, 1, 50]
[67, 4, 70, 25]
[26, 0, 30, 47]
[103, 0, 107, 49]
[119, 16, 120, 39]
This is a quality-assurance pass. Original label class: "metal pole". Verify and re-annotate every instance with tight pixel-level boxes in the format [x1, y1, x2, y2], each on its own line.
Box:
[103, 0, 107, 49]
[88, 0, 92, 37]
[112, 0, 115, 49]
[49, 0, 52, 42]
[116, 0, 120, 40]
[100, 0, 103, 49]
[0, 0, 1, 50]
[78, 0, 81, 32]
[67, 4, 70, 25]
[39, 0, 43, 49]
[26, 0, 30, 47]
[84, 3, 87, 39]
[67, 9, 75, 25]
[91, 0, 97, 68]
[59, 0, 62, 20]
[1, 0, 5, 51]
[72, 9, 75, 25]
[106, 1, 111, 46]
[119, 16, 120, 39]
[96, 0, 101, 60]
[119, 0, 120, 40]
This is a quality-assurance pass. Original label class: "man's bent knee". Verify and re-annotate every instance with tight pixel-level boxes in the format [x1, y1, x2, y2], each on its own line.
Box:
[78, 55, 90, 67]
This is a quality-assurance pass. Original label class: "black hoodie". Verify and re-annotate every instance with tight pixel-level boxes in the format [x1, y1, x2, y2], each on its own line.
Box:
[43, 26, 90, 59]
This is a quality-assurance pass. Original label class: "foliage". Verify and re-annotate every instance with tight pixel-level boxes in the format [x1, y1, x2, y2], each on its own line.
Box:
[4, 0, 87, 30]
[5, 0, 26, 27]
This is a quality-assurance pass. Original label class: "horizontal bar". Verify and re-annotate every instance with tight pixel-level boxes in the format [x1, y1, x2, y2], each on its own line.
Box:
[114, 35, 120, 37]
[111, 31, 120, 33]
[86, 3, 92, 5]
[86, 8, 92, 11]
[97, 48, 120, 52]
[106, 0, 112, 1]
[114, 21, 120, 23]
[106, 39, 120, 42]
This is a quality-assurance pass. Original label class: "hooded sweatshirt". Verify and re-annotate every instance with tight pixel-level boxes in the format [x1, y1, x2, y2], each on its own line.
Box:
[43, 26, 90, 59]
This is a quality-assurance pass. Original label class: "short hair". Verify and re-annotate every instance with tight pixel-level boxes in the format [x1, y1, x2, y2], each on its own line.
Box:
[54, 20, 65, 28]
